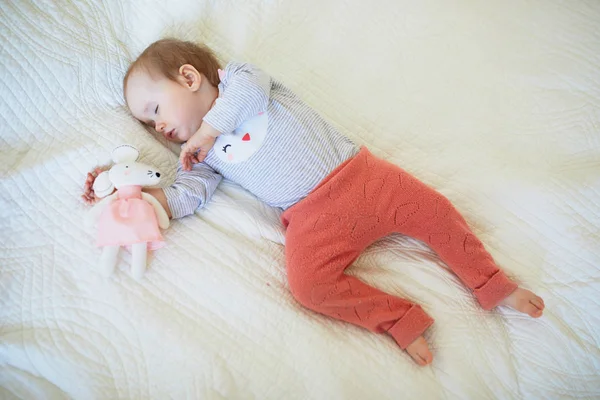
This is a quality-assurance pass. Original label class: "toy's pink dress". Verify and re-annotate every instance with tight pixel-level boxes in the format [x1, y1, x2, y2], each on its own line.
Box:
[96, 186, 164, 250]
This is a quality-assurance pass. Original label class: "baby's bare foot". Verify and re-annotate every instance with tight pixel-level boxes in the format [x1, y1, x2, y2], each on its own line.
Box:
[499, 288, 545, 318]
[405, 336, 433, 366]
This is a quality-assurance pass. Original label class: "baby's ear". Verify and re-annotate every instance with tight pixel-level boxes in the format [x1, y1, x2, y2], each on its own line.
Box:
[179, 64, 201, 91]
[112, 144, 139, 163]
[93, 171, 115, 198]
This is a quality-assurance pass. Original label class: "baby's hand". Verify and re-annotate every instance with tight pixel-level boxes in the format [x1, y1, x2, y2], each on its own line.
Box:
[179, 123, 220, 171]
[81, 167, 107, 205]
[180, 134, 217, 171]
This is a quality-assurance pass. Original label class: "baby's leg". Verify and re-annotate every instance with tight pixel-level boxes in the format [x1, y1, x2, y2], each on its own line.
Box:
[282, 149, 436, 364]
[380, 157, 544, 315]
[284, 212, 434, 364]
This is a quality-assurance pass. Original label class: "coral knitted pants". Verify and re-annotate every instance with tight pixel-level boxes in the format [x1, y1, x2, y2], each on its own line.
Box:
[281, 147, 517, 349]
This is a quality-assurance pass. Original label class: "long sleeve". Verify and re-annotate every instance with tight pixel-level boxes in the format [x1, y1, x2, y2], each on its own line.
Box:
[202, 62, 271, 135]
[162, 161, 222, 219]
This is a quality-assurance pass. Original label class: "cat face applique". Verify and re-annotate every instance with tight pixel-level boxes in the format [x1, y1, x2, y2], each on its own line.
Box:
[214, 111, 268, 164]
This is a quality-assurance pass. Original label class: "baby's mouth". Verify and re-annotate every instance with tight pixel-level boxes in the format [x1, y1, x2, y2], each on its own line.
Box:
[166, 129, 176, 139]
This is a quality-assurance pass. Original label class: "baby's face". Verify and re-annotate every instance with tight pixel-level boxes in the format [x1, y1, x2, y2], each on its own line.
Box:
[125, 70, 204, 143]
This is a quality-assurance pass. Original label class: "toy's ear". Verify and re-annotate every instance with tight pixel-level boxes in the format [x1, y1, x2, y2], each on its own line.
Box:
[112, 144, 139, 163]
[93, 171, 115, 198]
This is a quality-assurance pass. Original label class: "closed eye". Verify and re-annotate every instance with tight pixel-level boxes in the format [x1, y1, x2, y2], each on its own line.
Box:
[155, 105, 159, 114]
[222, 144, 231, 153]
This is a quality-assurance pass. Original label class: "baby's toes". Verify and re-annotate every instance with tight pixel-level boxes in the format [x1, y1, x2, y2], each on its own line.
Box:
[411, 351, 429, 366]
[406, 337, 433, 366]
[530, 296, 545, 312]
[419, 347, 433, 365]
[523, 300, 543, 318]
[533, 295, 544, 308]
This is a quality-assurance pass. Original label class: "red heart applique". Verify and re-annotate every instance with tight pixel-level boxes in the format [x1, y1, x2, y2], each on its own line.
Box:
[242, 133, 251, 141]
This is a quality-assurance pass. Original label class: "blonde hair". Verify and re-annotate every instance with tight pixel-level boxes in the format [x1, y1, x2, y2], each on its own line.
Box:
[123, 39, 221, 95]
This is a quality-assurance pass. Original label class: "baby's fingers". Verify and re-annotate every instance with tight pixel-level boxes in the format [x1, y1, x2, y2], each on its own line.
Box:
[85, 172, 95, 185]
[178, 149, 187, 165]
[81, 193, 95, 205]
[84, 174, 96, 195]
[84, 168, 105, 189]
[181, 153, 192, 171]
[181, 156, 189, 171]
[179, 152, 190, 170]
[196, 147, 210, 163]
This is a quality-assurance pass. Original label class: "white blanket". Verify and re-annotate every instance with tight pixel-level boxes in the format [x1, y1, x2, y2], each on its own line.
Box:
[1, 1, 599, 398]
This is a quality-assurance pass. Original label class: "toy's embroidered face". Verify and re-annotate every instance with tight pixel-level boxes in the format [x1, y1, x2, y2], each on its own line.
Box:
[93, 145, 163, 198]
[214, 112, 268, 163]
[109, 162, 161, 188]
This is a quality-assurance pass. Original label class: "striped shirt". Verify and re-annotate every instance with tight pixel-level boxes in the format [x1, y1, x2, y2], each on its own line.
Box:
[163, 62, 359, 219]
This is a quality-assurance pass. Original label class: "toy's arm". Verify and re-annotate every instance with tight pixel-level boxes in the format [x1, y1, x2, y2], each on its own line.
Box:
[142, 192, 170, 230]
[84, 193, 118, 228]
[143, 188, 171, 219]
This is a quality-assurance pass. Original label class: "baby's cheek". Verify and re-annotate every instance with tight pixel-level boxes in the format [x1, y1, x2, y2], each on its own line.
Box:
[180, 102, 197, 126]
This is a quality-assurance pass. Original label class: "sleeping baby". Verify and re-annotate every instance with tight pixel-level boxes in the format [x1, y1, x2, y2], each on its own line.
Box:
[83, 39, 545, 366]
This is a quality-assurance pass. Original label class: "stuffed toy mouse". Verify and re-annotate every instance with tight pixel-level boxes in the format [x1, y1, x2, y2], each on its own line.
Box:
[85, 144, 169, 280]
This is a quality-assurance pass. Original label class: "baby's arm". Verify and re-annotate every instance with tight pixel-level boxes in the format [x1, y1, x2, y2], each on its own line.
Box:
[83, 163, 221, 219]
[203, 62, 271, 135]
[180, 123, 221, 170]
[180, 63, 272, 169]
[161, 161, 223, 219]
